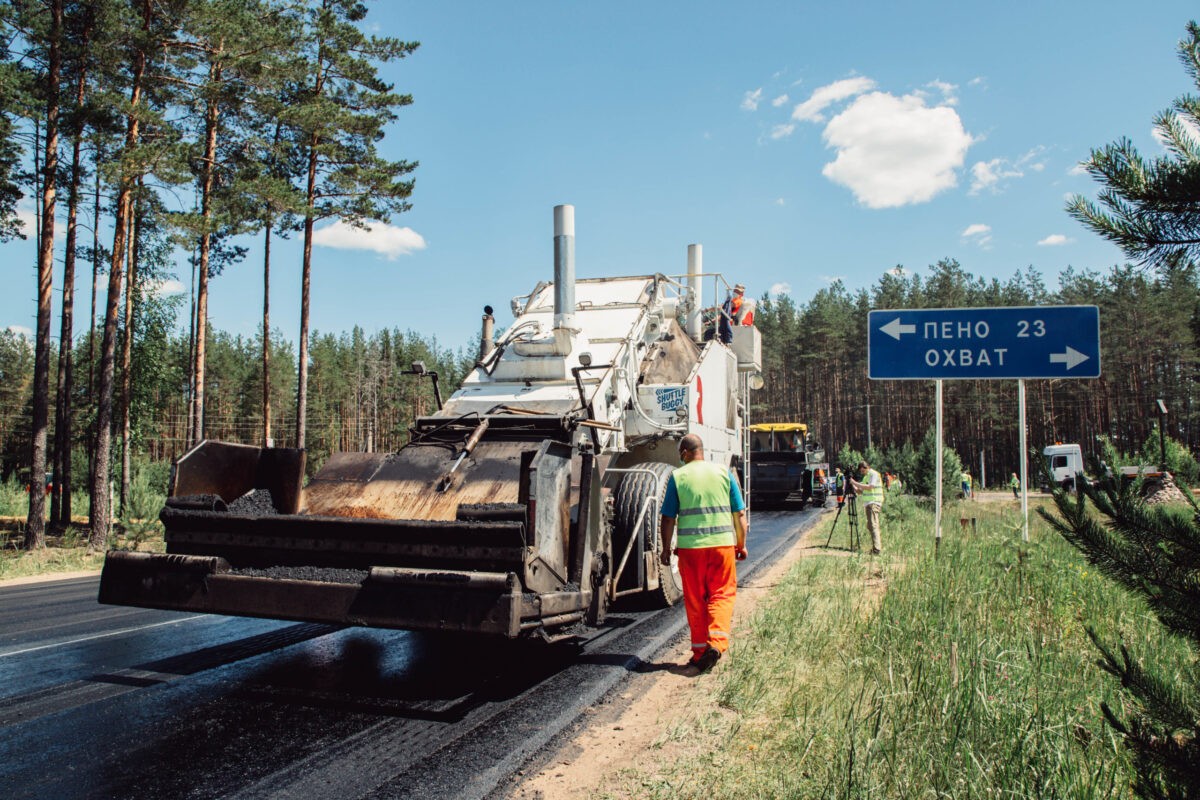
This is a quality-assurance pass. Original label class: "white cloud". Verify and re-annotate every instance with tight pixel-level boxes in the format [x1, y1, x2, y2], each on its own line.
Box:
[971, 159, 1015, 193]
[313, 220, 427, 259]
[1038, 234, 1071, 246]
[962, 223, 993, 248]
[774, 197, 786, 206]
[16, 207, 36, 236]
[149, 278, 186, 296]
[972, 147, 1047, 194]
[741, 88, 763, 111]
[923, 80, 959, 106]
[791, 76, 877, 123]
[887, 266, 906, 277]
[768, 123, 796, 140]
[1069, 162, 1088, 176]
[771, 94, 789, 108]
[769, 281, 792, 295]
[7, 325, 32, 339]
[968, 76, 986, 88]
[821, 274, 847, 284]
[819, 91, 973, 208]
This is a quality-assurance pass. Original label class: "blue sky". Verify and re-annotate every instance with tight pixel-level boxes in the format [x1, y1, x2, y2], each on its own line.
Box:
[4, 1, 1197, 355]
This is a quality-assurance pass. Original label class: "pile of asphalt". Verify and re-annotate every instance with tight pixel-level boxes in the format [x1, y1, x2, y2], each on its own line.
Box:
[232, 566, 369, 584]
[227, 489, 279, 515]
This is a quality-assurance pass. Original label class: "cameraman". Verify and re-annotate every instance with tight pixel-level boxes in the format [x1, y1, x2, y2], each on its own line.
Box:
[849, 460, 884, 555]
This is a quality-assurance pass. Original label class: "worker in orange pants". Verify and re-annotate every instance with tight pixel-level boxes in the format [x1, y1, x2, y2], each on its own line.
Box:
[660, 433, 748, 672]
[676, 546, 738, 660]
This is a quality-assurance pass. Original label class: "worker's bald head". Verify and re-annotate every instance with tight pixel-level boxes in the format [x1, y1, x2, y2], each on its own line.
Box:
[679, 434, 704, 461]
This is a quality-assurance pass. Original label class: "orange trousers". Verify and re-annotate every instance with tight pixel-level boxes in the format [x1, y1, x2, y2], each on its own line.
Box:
[677, 545, 737, 658]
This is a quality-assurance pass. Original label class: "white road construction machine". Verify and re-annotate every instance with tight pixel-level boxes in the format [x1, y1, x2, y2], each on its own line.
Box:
[99, 206, 762, 641]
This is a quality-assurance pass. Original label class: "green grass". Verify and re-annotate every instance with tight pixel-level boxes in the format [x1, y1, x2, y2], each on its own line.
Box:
[0, 470, 166, 582]
[635, 494, 1195, 799]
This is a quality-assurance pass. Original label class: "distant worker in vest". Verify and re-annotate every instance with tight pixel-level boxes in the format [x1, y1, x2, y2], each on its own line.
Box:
[660, 433, 749, 672]
[718, 284, 747, 343]
[849, 459, 884, 555]
[1010, 472, 1020, 499]
[960, 470, 972, 500]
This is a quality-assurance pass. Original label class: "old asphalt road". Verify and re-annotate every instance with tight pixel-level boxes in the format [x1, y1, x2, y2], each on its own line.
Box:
[0, 507, 819, 800]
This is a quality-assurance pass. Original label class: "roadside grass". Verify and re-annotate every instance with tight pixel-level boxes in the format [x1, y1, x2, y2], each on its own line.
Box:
[0, 474, 166, 582]
[629, 493, 1195, 799]
[0, 524, 166, 581]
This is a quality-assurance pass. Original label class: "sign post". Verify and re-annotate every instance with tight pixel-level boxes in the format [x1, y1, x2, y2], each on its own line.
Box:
[868, 306, 1101, 546]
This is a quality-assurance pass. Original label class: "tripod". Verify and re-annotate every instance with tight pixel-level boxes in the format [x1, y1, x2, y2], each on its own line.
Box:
[825, 493, 859, 551]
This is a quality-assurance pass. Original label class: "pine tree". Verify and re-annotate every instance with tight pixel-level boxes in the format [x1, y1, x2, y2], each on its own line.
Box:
[1066, 22, 1200, 267]
[10, 0, 66, 549]
[0, 7, 24, 243]
[90, 0, 187, 551]
[285, 0, 418, 449]
[1039, 483, 1200, 799]
[172, 0, 295, 447]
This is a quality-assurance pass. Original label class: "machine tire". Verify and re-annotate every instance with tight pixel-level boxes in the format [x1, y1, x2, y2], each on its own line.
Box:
[614, 461, 682, 608]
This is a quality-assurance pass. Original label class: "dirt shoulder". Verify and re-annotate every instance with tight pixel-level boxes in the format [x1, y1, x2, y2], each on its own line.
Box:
[0, 569, 100, 587]
[503, 513, 837, 800]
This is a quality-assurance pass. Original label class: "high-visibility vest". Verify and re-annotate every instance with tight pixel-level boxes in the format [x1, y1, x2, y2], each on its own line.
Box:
[860, 469, 884, 506]
[673, 460, 735, 549]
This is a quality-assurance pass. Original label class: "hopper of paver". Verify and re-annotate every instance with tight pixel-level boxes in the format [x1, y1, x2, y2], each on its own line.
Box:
[100, 414, 602, 638]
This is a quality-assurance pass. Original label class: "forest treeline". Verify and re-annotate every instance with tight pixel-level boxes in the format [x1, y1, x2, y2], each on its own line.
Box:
[750, 258, 1200, 485]
[2, 255, 1197, 507]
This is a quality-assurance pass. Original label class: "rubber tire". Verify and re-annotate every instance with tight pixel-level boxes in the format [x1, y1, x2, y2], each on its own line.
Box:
[614, 461, 682, 607]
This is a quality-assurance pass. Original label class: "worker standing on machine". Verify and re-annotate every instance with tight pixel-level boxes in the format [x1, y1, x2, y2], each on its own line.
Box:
[718, 284, 747, 343]
[660, 433, 748, 672]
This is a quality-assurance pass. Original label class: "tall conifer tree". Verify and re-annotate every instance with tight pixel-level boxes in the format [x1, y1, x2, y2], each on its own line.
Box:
[285, 0, 417, 449]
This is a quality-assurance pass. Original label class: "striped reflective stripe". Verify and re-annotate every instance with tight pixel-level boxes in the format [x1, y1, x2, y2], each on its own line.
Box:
[678, 505, 730, 517]
[678, 524, 734, 537]
[709, 629, 729, 640]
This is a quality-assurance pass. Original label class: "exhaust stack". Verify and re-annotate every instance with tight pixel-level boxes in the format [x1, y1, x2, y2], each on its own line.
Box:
[687, 244, 703, 341]
[514, 204, 577, 357]
[554, 205, 576, 332]
[479, 305, 495, 361]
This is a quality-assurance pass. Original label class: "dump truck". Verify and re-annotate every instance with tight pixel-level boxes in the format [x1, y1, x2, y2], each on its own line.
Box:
[747, 423, 827, 507]
[99, 206, 762, 641]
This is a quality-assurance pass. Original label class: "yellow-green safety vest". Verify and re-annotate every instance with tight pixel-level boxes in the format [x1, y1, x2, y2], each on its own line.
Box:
[673, 460, 735, 549]
[860, 468, 884, 506]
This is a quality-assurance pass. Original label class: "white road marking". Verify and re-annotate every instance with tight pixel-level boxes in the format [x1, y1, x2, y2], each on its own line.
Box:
[0, 615, 206, 658]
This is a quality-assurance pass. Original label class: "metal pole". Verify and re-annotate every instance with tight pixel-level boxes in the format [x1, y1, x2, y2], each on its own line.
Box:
[866, 402, 872, 450]
[1019, 379, 1029, 542]
[935, 380, 943, 553]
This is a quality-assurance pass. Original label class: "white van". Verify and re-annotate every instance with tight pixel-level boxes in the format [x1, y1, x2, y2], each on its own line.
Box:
[1043, 444, 1084, 491]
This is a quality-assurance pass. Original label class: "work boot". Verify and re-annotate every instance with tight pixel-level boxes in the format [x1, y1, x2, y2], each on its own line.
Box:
[696, 646, 722, 673]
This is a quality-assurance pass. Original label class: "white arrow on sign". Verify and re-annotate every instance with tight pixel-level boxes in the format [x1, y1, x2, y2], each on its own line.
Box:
[1049, 346, 1090, 370]
[879, 317, 916, 340]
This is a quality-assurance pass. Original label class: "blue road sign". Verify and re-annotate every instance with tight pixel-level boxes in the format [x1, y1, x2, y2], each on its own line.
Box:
[868, 306, 1101, 380]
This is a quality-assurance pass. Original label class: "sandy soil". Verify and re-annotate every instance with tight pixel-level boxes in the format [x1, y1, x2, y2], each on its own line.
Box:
[503, 512, 849, 800]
